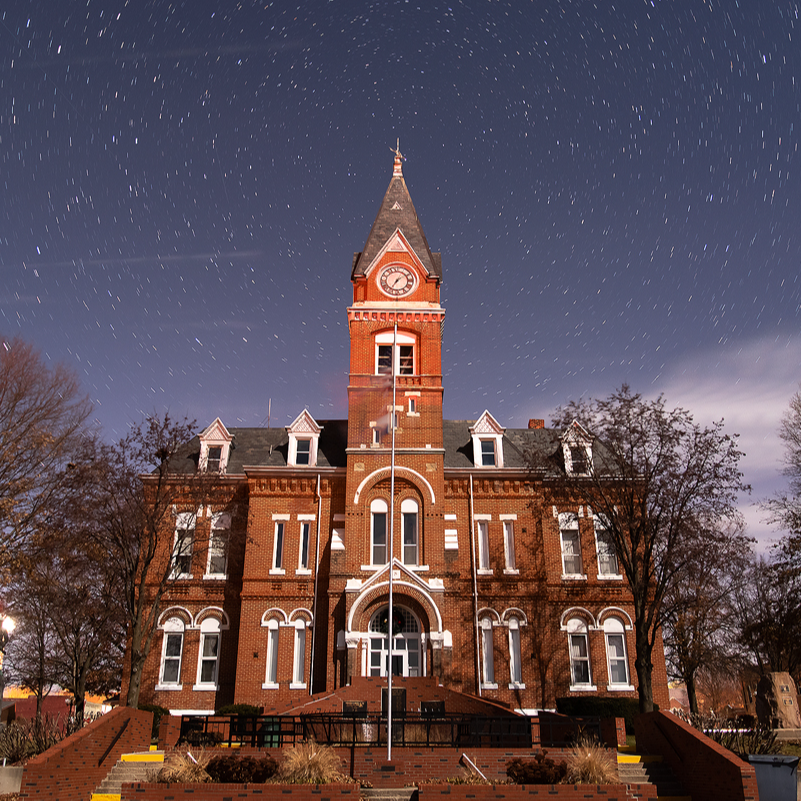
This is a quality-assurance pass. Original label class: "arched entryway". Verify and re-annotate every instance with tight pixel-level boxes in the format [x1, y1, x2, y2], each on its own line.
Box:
[367, 605, 422, 677]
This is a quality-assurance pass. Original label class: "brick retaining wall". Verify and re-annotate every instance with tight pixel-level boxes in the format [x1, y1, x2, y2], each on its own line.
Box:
[20, 706, 153, 801]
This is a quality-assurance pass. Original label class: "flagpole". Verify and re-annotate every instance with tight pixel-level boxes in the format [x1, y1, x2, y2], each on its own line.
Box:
[387, 319, 398, 761]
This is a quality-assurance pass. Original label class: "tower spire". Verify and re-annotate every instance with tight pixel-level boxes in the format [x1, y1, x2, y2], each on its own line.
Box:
[391, 138, 404, 177]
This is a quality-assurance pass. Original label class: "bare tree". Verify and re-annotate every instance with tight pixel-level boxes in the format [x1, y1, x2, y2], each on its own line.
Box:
[662, 520, 751, 714]
[65, 415, 219, 707]
[0, 337, 91, 572]
[551, 385, 750, 712]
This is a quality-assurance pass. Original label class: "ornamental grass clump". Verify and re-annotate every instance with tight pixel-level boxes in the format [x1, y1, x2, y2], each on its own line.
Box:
[155, 749, 212, 783]
[277, 740, 352, 784]
[564, 736, 618, 784]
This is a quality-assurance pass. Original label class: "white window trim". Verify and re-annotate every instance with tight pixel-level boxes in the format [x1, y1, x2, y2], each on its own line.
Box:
[156, 619, 184, 691]
[298, 520, 312, 571]
[371, 498, 389, 566]
[508, 619, 524, 687]
[561, 421, 593, 476]
[263, 620, 280, 688]
[401, 497, 419, 567]
[604, 618, 634, 690]
[375, 331, 416, 376]
[286, 410, 322, 467]
[480, 618, 495, 688]
[594, 516, 623, 580]
[272, 521, 286, 573]
[559, 512, 586, 580]
[204, 511, 230, 579]
[502, 519, 517, 573]
[199, 418, 233, 474]
[171, 512, 196, 579]
[567, 618, 596, 691]
[476, 519, 491, 571]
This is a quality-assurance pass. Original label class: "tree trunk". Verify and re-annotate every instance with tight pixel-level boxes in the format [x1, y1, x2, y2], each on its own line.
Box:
[634, 620, 655, 713]
[686, 671, 699, 715]
[126, 648, 144, 708]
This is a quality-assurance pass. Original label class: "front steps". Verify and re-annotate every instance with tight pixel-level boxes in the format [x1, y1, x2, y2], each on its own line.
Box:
[91, 751, 164, 801]
[618, 750, 690, 801]
[362, 788, 418, 801]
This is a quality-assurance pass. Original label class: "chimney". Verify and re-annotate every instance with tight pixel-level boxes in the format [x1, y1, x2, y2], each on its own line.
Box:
[528, 419, 545, 429]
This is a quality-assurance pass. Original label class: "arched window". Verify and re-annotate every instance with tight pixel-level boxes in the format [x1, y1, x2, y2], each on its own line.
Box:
[567, 617, 593, 689]
[158, 617, 185, 688]
[264, 619, 280, 688]
[401, 498, 419, 566]
[367, 606, 421, 678]
[508, 617, 523, 685]
[375, 331, 416, 376]
[480, 617, 495, 687]
[371, 498, 388, 565]
[292, 619, 308, 688]
[196, 617, 221, 688]
[603, 617, 631, 687]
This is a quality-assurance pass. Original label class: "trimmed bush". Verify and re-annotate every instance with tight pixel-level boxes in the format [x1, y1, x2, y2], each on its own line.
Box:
[139, 703, 171, 740]
[216, 703, 262, 716]
[556, 697, 652, 734]
[207, 753, 279, 783]
[506, 752, 568, 784]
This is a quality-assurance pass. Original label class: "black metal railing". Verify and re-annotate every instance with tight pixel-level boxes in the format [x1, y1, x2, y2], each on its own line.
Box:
[178, 713, 600, 749]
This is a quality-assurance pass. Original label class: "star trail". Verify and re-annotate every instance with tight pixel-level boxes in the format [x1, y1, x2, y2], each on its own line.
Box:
[2, 0, 800, 543]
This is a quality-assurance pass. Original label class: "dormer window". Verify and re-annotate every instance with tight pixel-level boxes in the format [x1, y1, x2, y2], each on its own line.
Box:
[469, 410, 505, 468]
[199, 418, 233, 474]
[287, 410, 322, 467]
[561, 420, 593, 476]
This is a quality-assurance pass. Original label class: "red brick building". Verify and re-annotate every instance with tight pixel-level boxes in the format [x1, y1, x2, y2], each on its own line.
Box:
[129, 154, 669, 715]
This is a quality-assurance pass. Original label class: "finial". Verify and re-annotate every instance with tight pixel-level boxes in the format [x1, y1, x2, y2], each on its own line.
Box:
[391, 138, 404, 176]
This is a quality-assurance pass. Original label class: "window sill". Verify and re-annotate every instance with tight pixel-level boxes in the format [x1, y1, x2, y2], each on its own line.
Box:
[406, 564, 429, 571]
[503, 568, 519, 575]
[262, 682, 279, 690]
[481, 682, 498, 690]
[569, 685, 597, 692]
[477, 568, 493, 576]
[607, 684, 636, 692]
[561, 573, 588, 581]
[193, 683, 219, 692]
[361, 564, 384, 572]
[269, 568, 286, 575]
[203, 574, 227, 581]
[155, 684, 183, 692]
[171, 574, 193, 581]
[508, 682, 526, 690]
[597, 574, 624, 581]
[289, 682, 307, 690]
[296, 568, 312, 575]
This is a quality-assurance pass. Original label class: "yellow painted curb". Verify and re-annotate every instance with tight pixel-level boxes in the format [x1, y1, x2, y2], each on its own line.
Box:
[121, 752, 164, 763]
[91, 794, 121, 801]
[617, 753, 663, 764]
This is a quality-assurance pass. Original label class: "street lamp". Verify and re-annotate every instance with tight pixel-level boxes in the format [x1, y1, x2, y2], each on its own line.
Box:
[0, 614, 16, 726]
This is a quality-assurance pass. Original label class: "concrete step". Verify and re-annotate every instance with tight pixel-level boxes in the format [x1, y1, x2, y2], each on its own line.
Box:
[93, 751, 164, 798]
[617, 751, 690, 800]
[362, 788, 419, 801]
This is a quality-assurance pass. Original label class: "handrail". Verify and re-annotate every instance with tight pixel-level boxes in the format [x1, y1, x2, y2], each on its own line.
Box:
[460, 753, 487, 781]
[98, 716, 129, 767]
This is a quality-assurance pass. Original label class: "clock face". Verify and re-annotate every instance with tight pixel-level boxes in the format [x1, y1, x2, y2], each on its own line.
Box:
[379, 265, 416, 297]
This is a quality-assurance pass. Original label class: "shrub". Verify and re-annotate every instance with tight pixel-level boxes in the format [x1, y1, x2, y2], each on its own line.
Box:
[278, 740, 352, 784]
[506, 752, 567, 784]
[178, 728, 224, 747]
[556, 697, 651, 735]
[0, 716, 67, 763]
[0, 722, 33, 763]
[564, 736, 618, 784]
[139, 703, 171, 740]
[216, 703, 262, 716]
[207, 753, 279, 783]
[156, 749, 212, 783]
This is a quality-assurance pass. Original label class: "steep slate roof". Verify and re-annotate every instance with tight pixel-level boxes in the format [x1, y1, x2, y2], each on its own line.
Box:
[168, 419, 582, 477]
[351, 158, 442, 281]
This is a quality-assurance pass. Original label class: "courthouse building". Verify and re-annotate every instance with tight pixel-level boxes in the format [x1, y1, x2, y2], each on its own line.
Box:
[128, 154, 669, 715]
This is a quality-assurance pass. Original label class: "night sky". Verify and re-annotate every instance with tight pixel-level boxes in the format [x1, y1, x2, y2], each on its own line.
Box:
[2, 1, 800, 545]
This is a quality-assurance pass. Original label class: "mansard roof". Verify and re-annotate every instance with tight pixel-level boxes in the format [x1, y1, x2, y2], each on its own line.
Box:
[351, 155, 442, 282]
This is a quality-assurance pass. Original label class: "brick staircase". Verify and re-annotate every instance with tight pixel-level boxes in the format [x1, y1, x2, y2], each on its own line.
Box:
[617, 749, 690, 801]
[91, 751, 164, 801]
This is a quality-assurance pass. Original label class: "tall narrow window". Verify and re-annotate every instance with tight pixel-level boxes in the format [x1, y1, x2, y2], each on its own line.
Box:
[265, 621, 279, 686]
[567, 618, 593, 687]
[196, 618, 221, 687]
[299, 522, 311, 570]
[273, 522, 285, 570]
[171, 513, 195, 578]
[503, 520, 516, 571]
[508, 618, 523, 685]
[206, 512, 230, 577]
[559, 513, 583, 577]
[159, 618, 184, 686]
[295, 439, 311, 465]
[480, 618, 495, 686]
[569, 445, 588, 474]
[604, 617, 631, 687]
[206, 445, 222, 472]
[292, 623, 307, 686]
[371, 499, 388, 565]
[375, 332, 416, 376]
[401, 499, 419, 566]
[480, 440, 496, 466]
[398, 345, 413, 375]
[377, 344, 393, 375]
[408, 397, 417, 414]
[595, 516, 619, 577]
[477, 520, 490, 570]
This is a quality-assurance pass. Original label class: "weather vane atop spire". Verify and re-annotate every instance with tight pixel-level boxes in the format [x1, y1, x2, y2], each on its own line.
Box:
[391, 138, 404, 176]
[391, 138, 404, 161]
